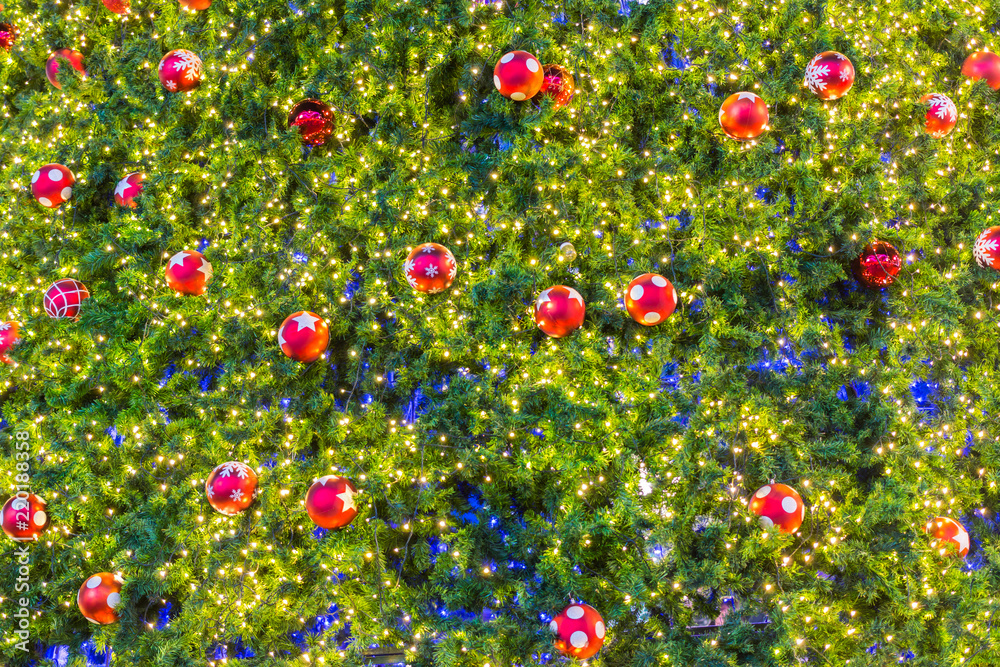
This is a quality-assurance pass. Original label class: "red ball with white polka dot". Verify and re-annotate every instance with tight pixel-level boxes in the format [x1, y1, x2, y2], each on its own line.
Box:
[550, 603, 606, 659]
[205, 461, 258, 516]
[403, 242, 457, 294]
[44, 279, 90, 320]
[925, 516, 969, 557]
[306, 475, 359, 529]
[1, 493, 49, 542]
[535, 285, 585, 338]
[165, 249, 213, 296]
[921, 93, 957, 138]
[31, 163, 75, 208]
[78, 572, 123, 625]
[158, 49, 203, 93]
[748, 483, 804, 534]
[493, 50, 543, 101]
[974, 226, 1000, 271]
[279, 311, 329, 363]
[114, 172, 144, 208]
[625, 273, 677, 326]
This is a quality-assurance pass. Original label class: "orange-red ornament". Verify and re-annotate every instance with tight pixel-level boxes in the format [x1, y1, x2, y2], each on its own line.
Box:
[31, 163, 75, 208]
[493, 51, 543, 101]
[540, 64, 574, 108]
[78, 572, 123, 625]
[925, 516, 969, 557]
[114, 172, 144, 208]
[921, 93, 957, 138]
[804, 51, 855, 100]
[962, 51, 1000, 90]
[165, 249, 213, 295]
[719, 92, 768, 141]
[625, 273, 677, 326]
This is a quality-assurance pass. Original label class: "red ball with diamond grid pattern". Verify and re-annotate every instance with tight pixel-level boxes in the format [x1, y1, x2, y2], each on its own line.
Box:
[205, 461, 258, 516]
[44, 279, 90, 320]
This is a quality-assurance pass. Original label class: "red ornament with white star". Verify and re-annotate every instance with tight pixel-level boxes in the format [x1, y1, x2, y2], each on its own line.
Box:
[278, 311, 329, 363]
[159, 49, 203, 93]
[974, 226, 1000, 271]
[45, 49, 85, 89]
[306, 475, 359, 529]
[804, 51, 855, 100]
[493, 50, 543, 101]
[625, 273, 677, 326]
[1, 493, 49, 542]
[114, 172, 144, 208]
[403, 243, 457, 294]
[962, 52, 1000, 90]
[78, 572, 123, 625]
[925, 516, 969, 557]
[205, 461, 258, 516]
[0, 321, 19, 363]
[31, 163, 75, 209]
[719, 92, 768, 141]
[44, 279, 89, 320]
[165, 249, 213, 296]
[535, 285, 585, 338]
[550, 603, 606, 660]
[748, 483, 804, 534]
[921, 93, 957, 138]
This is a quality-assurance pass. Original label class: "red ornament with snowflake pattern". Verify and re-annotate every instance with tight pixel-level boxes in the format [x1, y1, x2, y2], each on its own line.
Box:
[804, 51, 854, 100]
[278, 311, 329, 363]
[0, 321, 19, 363]
[748, 483, 804, 534]
[403, 243, 457, 294]
[535, 285, 585, 338]
[159, 49, 203, 92]
[306, 475, 359, 529]
[1, 493, 49, 542]
[550, 603, 606, 659]
[962, 52, 1000, 90]
[205, 461, 258, 516]
[165, 249, 213, 295]
[974, 226, 1000, 271]
[921, 93, 957, 138]
[78, 573, 123, 625]
[719, 92, 768, 141]
[114, 172, 144, 208]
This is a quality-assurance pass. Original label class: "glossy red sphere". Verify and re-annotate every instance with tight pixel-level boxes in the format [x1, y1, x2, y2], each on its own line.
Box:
[748, 483, 804, 534]
[625, 273, 677, 326]
[279, 311, 329, 363]
[403, 243, 457, 293]
[804, 51, 855, 100]
[974, 226, 1000, 270]
[179, 0, 211, 9]
[493, 51, 543, 101]
[102, 0, 130, 13]
[31, 163, 75, 208]
[159, 49, 203, 92]
[78, 572, 123, 625]
[289, 99, 334, 146]
[206, 461, 258, 516]
[0, 321, 19, 363]
[550, 603, 605, 659]
[540, 64, 574, 108]
[165, 249, 213, 296]
[719, 92, 768, 141]
[921, 93, 957, 138]
[962, 51, 1000, 90]
[44, 279, 90, 319]
[0, 22, 20, 50]
[114, 172, 144, 208]
[1, 493, 49, 542]
[306, 476, 359, 529]
[535, 285, 585, 338]
[46, 49, 85, 89]
[925, 516, 970, 557]
[853, 240, 901, 288]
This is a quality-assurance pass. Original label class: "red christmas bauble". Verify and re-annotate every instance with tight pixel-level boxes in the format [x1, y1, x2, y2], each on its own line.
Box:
[535, 285, 585, 338]
[974, 226, 1000, 270]
[31, 163, 75, 208]
[179, 0, 211, 9]
[165, 249, 213, 296]
[921, 93, 957, 138]
[205, 461, 258, 516]
[540, 64, 574, 108]
[288, 99, 334, 146]
[44, 279, 90, 319]
[102, 0, 130, 13]
[719, 92, 768, 141]
[625, 273, 677, 326]
[0, 22, 19, 50]
[46, 49, 85, 89]
[403, 243, 457, 294]
[925, 516, 969, 557]
[853, 240, 901, 288]
[278, 311, 329, 363]
[78, 572, 123, 625]
[962, 51, 1000, 90]
[550, 603, 606, 659]
[306, 475, 359, 529]
[114, 172, 144, 208]
[748, 483, 804, 534]
[493, 50, 543, 101]
[158, 49, 203, 93]
[804, 51, 855, 100]
[1, 493, 49, 542]
[0, 321, 20, 363]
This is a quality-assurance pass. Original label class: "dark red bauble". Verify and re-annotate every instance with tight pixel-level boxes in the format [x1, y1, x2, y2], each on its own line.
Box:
[625, 273, 677, 326]
[165, 249, 213, 296]
[288, 99, 334, 146]
[179, 0, 211, 9]
[279, 311, 329, 362]
[748, 483, 805, 534]
[403, 243, 457, 294]
[114, 172, 144, 208]
[1, 493, 49, 542]
[46, 49, 85, 89]
[550, 603, 606, 659]
[306, 475, 359, 529]
[853, 240, 901, 288]
[719, 92, 769, 140]
[102, 0, 130, 13]
[0, 321, 19, 363]
[962, 51, 1000, 90]
[158, 49, 203, 92]
[31, 163, 75, 208]
[925, 516, 970, 557]
[0, 22, 19, 50]
[921, 93, 957, 138]
[535, 285, 585, 338]
[974, 226, 1000, 270]
[804, 51, 855, 100]
[44, 279, 90, 319]
[78, 572, 123, 625]
[205, 461, 258, 516]
[540, 64, 575, 108]
[493, 50, 543, 101]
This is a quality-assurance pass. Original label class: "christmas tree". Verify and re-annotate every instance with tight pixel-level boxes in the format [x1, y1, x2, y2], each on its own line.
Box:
[1, 0, 1000, 663]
